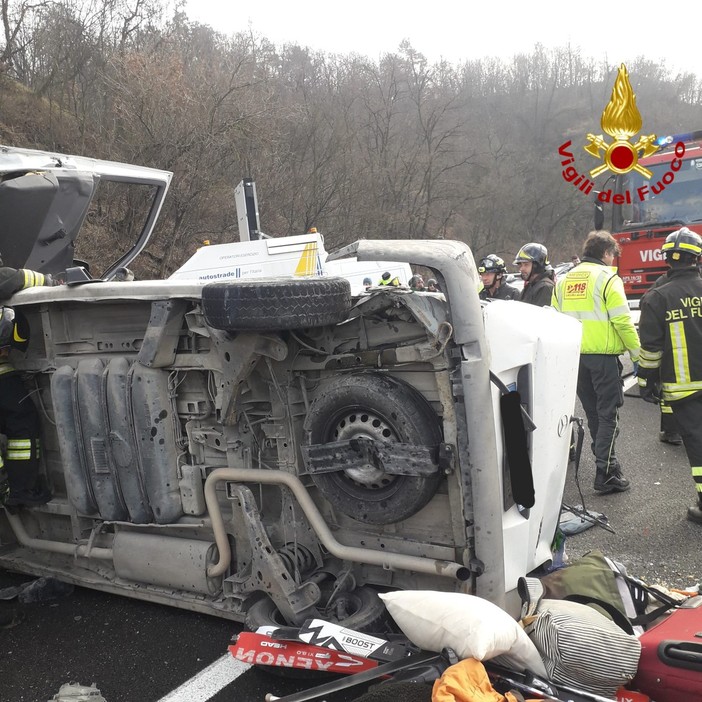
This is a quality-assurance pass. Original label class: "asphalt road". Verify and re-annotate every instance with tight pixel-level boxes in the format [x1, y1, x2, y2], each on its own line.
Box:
[1, 384, 700, 702]
[563, 381, 702, 589]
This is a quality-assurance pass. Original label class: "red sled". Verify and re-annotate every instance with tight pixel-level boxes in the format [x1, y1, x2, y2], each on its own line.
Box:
[229, 631, 378, 675]
[632, 596, 702, 702]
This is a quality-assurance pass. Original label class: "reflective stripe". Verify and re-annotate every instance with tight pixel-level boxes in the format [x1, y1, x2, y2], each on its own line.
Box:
[7, 439, 33, 461]
[8, 439, 31, 449]
[608, 304, 631, 317]
[661, 379, 702, 401]
[6, 450, 32, 460]
[13, 324, 27, 343]
[694, 467, 702, 492]
[661, 402, 673, 414]
[670, 321, 690, 383]
[665, 381, 702, 391]
[640, 348, 663, 369]
[21, 269, 45, 288]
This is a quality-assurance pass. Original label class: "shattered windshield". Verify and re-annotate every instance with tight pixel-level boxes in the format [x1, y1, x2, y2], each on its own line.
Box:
[614, 157, 702, 229]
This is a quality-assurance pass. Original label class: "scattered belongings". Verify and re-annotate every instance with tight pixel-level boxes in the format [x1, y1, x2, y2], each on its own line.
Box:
[242, 550, 702, 702]
[559, 505, 608, 535]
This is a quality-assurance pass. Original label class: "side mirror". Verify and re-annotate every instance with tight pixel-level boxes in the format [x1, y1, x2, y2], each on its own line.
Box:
[64, 265, 94, 285]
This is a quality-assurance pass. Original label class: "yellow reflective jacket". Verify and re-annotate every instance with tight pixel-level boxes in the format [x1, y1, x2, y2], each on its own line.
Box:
[552, 260, 640, 359]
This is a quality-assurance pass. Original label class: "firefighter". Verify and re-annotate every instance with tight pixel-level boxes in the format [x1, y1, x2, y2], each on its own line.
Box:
[478, 255, 520, 301]
[513, 243, 554, 306]
[0, 258, 56, 507]
[650, 270, 685, 446]
[637, 227, 702, 523]
[378, 271, 400, 287]
[553, 230, 639, 494]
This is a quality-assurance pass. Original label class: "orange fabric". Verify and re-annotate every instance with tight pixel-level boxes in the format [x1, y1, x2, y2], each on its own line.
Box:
[431, 658, 539, 702]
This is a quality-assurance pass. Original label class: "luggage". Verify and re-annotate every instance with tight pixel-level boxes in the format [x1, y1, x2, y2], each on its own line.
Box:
[632, 596, 702, 702]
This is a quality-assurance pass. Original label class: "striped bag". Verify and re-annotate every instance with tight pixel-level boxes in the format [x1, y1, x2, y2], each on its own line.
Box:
[524, 597, 641, 697]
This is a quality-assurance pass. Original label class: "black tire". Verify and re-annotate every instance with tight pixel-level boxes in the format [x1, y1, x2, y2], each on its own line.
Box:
[202, 277, 351, 331]
[304, 373, 442, 525]
[244, 586, 389, 680]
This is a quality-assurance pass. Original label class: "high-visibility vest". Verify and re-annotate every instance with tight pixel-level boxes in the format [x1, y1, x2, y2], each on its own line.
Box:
[553, 261, 640, 358]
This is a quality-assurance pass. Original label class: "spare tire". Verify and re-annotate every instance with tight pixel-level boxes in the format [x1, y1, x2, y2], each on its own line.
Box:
[202, 277, 351, 331]
[304, 373, 443, 524]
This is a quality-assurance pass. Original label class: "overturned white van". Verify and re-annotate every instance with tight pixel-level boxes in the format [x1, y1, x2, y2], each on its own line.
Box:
[0, 145, 581, 628]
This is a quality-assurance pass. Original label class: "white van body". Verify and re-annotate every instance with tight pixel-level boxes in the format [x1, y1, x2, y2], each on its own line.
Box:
[169, 232, 412, 294]
[0, 145, 583, 628]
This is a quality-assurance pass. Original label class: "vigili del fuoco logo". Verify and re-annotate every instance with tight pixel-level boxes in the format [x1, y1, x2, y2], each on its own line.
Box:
[557, 64, 684, 203]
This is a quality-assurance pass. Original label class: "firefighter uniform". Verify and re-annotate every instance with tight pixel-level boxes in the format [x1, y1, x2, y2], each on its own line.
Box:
[553, 256, 640, 492]
[0, 264, 54, 506]
[478, 255, 521, 301]
[513, 243, 554, 307]
[652, 271, 684, 444]
[638, 264, 702, 521]
[520, 271, 554, 306]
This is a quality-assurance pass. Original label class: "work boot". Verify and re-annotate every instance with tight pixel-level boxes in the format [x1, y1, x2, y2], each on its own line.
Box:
[594, 472, 631, 494]
[687, 496, 702, 524]
[659, 431, 683, 446]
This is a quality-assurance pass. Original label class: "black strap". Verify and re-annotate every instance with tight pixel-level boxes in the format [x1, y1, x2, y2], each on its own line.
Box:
[630, 601, 678, 628]
[564, 594, 635, 635]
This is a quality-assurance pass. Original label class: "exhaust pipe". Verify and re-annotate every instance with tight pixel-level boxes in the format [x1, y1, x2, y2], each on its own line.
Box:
[204, 468, 470, 582]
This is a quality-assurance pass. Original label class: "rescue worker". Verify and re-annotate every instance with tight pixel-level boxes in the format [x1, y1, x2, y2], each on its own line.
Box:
[408, 274, 425, 291]
[0, 257, 56, 507]
[378, 271, 400, 287]
[362, 277, 373, 290]
[637, 228, 702, 523]
[478, 255, 520, 301]
[513, 243, 554, 306]
[553, 230, 639, 494]
[650, 269, 685, 446]
[426, 278, 440, 292]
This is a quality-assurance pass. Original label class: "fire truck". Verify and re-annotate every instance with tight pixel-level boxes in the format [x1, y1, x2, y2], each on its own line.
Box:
[596, 130, 702, 307]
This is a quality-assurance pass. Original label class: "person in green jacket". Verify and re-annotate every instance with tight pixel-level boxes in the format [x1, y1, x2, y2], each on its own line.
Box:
[553, 230, 640, 494]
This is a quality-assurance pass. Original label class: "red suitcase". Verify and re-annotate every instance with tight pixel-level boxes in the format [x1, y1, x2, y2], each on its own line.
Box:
[633, 596, 702, 702]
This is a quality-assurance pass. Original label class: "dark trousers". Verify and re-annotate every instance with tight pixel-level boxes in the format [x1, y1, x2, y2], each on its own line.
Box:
[660, 399, 680, 434]
[670, 394, 702, 502]
[0, 373, 41, 493]
[576, 354, 624, 478]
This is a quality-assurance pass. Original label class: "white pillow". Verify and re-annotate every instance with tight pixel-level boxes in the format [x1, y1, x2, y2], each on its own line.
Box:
[379, 590, 547, 677]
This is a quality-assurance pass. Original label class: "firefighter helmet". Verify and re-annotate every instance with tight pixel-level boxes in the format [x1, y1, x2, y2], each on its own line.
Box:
[661, 227, 702, 258]
[513, 243, 549, 268]
[478, 255, 507, 275]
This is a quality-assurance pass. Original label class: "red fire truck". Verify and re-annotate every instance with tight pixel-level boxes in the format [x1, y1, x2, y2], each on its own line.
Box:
[596, 130, 702, 308]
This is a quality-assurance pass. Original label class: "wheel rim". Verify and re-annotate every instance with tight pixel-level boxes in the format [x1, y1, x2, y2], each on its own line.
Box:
[330, 409, 398, 489]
